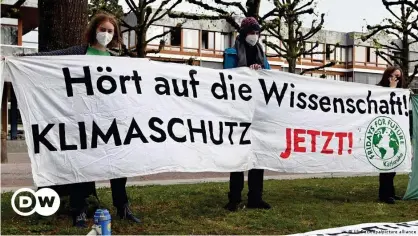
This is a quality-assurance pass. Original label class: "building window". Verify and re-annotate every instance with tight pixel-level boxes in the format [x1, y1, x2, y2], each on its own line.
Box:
[129, 30, 136, 48]
[313, 43, 324, 61]
[303, 42, 312, 58]
[326, 45, 331, 61]
[201, 31, 230, 54]
[366, 47, 371, 62]
[355, 46, 366, 62]
[146, 25, 164, 45]
[183, 29, 199, 52]
[347, 47, 353, 63]
[168, 27, 181, 46]
[202, 31, 214, 49]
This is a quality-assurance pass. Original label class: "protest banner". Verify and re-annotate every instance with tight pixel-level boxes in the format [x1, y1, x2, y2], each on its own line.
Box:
[3, 55, 413, 186]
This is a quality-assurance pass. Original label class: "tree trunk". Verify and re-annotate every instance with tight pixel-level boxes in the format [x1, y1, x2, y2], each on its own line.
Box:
[288, 58, 297, 74]
[287, 15, 297, 74]
[38, 0, 88, 52]
[246, 0, 261, 17]
[401, 34, 410, 87]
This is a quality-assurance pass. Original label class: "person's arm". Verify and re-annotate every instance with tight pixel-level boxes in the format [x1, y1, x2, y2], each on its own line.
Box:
[16, 45, 87, 57]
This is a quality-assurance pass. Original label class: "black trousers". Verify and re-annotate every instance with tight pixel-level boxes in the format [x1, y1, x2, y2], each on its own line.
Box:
[228, 169, 264, 203]
[70, 177, 128, 213]
[379, 172, 396, 199]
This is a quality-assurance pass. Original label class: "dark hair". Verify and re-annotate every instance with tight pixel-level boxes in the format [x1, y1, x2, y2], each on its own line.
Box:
[377, 66, 405, 88]
[84, 12, 121, 48]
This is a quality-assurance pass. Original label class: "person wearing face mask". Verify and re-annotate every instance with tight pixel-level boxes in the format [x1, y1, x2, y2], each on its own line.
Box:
[222, 17, 271, 211]
[19, 13, 140, 227]
[376, 66, 406, 204]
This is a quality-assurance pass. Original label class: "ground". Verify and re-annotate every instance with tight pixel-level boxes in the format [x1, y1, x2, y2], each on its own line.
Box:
[1, 175, 417, 235]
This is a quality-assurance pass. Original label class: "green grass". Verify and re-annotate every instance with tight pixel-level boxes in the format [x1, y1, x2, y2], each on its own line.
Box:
[1, 175, 417, 235]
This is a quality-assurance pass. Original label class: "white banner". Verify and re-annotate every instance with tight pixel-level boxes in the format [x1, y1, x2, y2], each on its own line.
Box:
[3, 56, 413, 186]
[291, 220, 418, 235]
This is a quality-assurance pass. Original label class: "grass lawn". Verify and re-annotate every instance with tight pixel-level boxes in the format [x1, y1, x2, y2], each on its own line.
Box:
[1, 175, 417, 235]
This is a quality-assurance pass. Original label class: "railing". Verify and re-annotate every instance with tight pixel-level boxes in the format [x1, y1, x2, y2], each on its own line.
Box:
[354, 61, 388, 68]
[0, 44, 38, 56]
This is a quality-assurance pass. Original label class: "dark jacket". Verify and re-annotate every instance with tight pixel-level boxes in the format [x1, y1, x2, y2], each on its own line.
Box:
[223, 37, 270, 70]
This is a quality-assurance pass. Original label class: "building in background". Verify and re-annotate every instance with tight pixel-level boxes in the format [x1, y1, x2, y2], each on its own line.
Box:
[122, 11, 418, 85]
[1, 0, 38, 141]
[1, 1, 417, 140]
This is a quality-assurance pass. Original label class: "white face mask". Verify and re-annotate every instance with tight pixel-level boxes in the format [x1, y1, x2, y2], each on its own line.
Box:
[245, 34, 259, 46]
[96, 32, 114, 47]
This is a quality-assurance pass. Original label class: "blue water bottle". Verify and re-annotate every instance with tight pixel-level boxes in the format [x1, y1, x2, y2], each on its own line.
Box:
[94, 209, 111, 235]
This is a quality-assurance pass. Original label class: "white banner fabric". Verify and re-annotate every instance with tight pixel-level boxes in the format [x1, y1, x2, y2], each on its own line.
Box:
[3, 56, 413, 186]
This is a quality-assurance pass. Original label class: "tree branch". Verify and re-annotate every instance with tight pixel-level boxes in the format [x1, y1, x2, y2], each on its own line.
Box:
[264, 41, 287, 54]
[148, 0, 182, 26]
[214, 0, 247, 15]
[361, 25, 393, 42]
[261, 8, 278, 21]
[410, 65, 418, 83]
[375, 51, 394, 66]
[146, 0, 158, 4]
[300, 62, 336, 75]
[146, 39, 165, 54]
[294, 0, 314, 12]
[146, 28, 172, 44]
[121, 19, 135, 30]
[125, 0, 137, 14]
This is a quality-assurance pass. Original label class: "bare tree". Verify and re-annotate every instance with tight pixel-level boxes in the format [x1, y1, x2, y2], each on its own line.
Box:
[361, 0, 418, 87]
[263, 0, 337, 74]
[170, 0, 336, 74]
[121, 0, 184, 58]
[168, 0, 277, 31]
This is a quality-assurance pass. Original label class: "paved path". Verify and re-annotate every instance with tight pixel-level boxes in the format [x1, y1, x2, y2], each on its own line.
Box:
[1, 153, 382, 193]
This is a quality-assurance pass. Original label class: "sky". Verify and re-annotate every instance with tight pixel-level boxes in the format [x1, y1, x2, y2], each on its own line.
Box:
[118, 0, 391, 33]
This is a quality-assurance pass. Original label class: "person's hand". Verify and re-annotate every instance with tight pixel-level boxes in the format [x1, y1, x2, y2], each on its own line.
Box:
[389, 76, 399, 88]
[250, 64, 262, 70]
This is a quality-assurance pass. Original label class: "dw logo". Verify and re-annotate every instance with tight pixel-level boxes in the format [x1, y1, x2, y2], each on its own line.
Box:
[11, 188, 60, 216]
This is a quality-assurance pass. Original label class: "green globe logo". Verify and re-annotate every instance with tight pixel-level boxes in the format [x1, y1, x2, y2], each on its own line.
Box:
[365, 116, 407, 170]
[372, 127, 400, 160]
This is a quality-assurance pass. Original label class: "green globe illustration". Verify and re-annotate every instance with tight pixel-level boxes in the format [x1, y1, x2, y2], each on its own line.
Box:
[372, 127, 399, 160]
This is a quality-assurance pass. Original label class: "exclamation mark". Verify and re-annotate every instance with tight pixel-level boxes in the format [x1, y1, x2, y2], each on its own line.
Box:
[348, 132, 353, 154]
[403, 95, 408, 116]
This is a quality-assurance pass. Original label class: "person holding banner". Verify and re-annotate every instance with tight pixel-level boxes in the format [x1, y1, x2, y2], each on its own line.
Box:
[222, 17, 271, 211]
[20, 13, 140, 226]
[377, 66, 406, 204]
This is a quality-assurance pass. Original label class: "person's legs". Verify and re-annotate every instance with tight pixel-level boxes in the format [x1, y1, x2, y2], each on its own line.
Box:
[247, 169, 270, 209]
[225, 172, 244, 211]
[379, 172, 397, 204]
[110, 177, 140, 223]
[69, 182, 96, 227]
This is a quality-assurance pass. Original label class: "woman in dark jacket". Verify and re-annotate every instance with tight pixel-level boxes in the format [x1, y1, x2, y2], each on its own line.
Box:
[223, 17, 271, 211]
[21, 12, 140, 227]
[376, 66, 406, 204]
